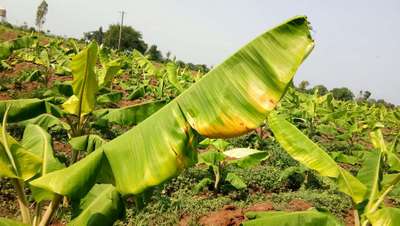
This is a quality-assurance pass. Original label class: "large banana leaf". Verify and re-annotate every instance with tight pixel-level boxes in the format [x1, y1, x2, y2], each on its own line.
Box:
[0, 35, 37, 60]
[243, 210, 343, 226]
[69, 135, 106, 154]
[367, 207, 400, 226]
[357, 150, 382, 212]
[21, 124, 64, 175]
[166, 62, 184, 92]
[92, 100, 166, 126]
[0, 122, 41, 181]
[31, 16, 314, 197]
[69, 184, 124, 226]
[62, 42, 99, 115]
[268, 113, 366, 203]
[0, 99, 60, 123]
[21, 124, 65, 202]
[98, 59, 121, 87]
[14, 113, 70, 131]
[132, 49, 156, 76]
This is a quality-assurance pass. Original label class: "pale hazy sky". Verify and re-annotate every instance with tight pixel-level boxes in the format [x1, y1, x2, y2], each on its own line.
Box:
[1, 0, 399, 104]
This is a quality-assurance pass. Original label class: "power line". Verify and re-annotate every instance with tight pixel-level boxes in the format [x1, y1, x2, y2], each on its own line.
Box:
[118, 10, 126, 50]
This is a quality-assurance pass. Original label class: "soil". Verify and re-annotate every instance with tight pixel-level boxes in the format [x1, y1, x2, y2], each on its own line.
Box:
[198, 205, 244, 226]
[0, 31, 18, 42]
[0, 92, 11, 100]
[53, 140, 73, 157]
[344, 209, 355, 226]
[286, 199, 313, 211]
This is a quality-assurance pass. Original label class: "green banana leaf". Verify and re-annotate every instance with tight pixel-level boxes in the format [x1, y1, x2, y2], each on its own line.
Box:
[132, 50, 156, 76]
[225, 172, 247, 189]
[0, 99, 60, 123]
[96, 92, 123, 105]
[21, 124, 65, 202]
[21, 124, 64, 175]
[357, 150, 382, 212]
[31, 16, 314, 197]
[0, 35, 37, 60]
[166, 62, 184, 92]
[367, 207, 400, 226]
[92, 100, 166, 126]
[69, 184, 124, 226]
[0, 112, 41, 180]
[0, 218, 29, 226]
[62, 42, 99, 116]
[98, 59, 121, 87]
[13, 113, 70, 131]
[268, 113, 366, 203]
[69, 135, 106, 154]
[243, 210, 343, 226]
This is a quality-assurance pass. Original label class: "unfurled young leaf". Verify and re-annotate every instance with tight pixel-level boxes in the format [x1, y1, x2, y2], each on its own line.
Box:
[62, 42, 99, 116]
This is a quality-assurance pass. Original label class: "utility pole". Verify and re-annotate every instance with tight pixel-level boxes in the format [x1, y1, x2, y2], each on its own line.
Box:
[118, 11, 126, 50]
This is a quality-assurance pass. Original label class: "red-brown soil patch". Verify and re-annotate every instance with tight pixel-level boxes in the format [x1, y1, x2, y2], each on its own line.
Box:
[0, 92, 11, 100]
[0, 31, 18, 42]
[245, 202, 274, 212]
[198, 205, 244, 226]
[344, 209, 355, 226]
[53, 140, 72, 156]
[286, 199, 313, 211]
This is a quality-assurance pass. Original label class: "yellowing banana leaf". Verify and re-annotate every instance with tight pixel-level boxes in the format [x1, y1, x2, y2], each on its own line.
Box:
[31, 16, 314, 197]
[268, 113, 366, 203]
[68, 184, 124, 226]
[337, 168, 367, 204]
[243, 210, 343, 226]
[92, 100, 166, 126]
[62, 42, 99, 116]
[367, 207, 400, 226]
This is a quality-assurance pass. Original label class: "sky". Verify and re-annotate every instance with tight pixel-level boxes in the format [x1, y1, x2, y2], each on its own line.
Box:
[1, 0, 399, 104]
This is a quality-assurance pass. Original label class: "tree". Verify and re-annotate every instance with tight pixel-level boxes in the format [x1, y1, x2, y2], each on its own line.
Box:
[311, 85, 328, 96]
[363, 90, 371, 100]
[83, 27, 104, 44]
[298, 80, 310, 92]
[103, 24, 147, 53]
[146, 45, 163, 61]
[35, 0, 48, 32]
[330, 87, 354, 101]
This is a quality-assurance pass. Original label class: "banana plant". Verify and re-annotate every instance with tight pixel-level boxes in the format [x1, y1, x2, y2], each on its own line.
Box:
[0, 106, 65, 226]
[197, 148, 268, 191]
[20, 16, 314, 225]
[267, 113, 400, 226]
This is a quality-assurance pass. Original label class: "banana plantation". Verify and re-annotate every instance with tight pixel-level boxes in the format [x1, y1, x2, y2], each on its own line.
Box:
[0, 16, 399, 226]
